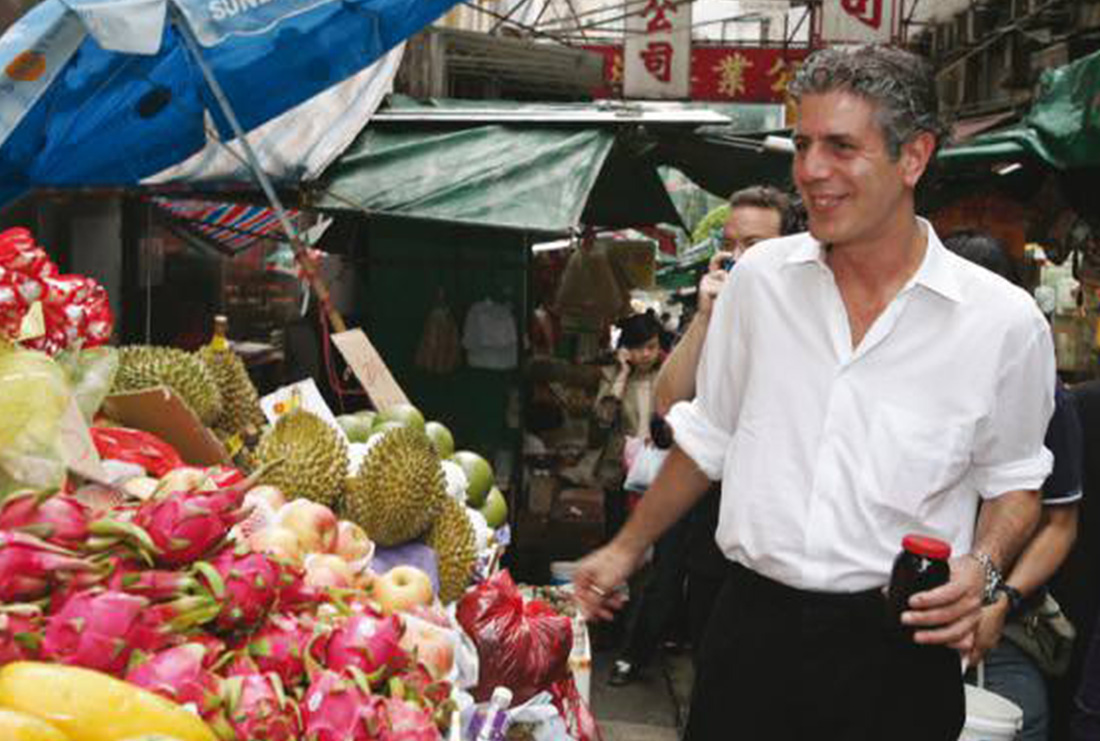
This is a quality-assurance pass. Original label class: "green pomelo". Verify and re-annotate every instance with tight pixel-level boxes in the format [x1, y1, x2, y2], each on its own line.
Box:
[450, 450, 493, 507]
[479, 486, 508, 529]
[337, 414, 374, 443]
[376, 403, 425, 432]
[425, 421, 455, 458]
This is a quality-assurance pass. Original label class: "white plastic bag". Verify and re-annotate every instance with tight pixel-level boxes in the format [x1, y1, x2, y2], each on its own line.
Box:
[623, 442, 668, 492]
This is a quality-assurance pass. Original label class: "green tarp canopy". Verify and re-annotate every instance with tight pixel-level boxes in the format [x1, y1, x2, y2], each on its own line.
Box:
[940, 49, 1100, 172]
[313, 98, 695, 233]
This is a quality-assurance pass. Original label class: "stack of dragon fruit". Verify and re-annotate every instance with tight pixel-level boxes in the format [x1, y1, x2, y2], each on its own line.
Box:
[0, 462, 457, 741]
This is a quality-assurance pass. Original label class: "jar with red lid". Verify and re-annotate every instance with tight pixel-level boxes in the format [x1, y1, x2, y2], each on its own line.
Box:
[886, 534, 952, 637]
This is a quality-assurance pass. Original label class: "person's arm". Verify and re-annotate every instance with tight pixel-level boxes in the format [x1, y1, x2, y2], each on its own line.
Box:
[906, 488, 1042, 650]
[654, 256, 730, 416]
[573, 444, 711, 620]
[969, 503, 1078, 663]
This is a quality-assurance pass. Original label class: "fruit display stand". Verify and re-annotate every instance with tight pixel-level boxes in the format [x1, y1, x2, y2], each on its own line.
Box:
[0, 226, 592, 740]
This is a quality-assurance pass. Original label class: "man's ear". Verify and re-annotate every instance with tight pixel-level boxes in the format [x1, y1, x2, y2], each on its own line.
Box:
[899, 131, 936, 188]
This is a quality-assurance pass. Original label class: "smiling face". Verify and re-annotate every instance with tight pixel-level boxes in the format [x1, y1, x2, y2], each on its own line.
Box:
[792, 91, 931, 250]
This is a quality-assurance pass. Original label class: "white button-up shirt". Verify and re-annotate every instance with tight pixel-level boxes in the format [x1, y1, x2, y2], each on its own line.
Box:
[667, 223, 1055, 592]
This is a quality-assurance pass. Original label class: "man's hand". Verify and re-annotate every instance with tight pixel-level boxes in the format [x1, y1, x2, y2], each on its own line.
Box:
[967, 597, 1009, 666]
[698, 250, 733, 318]
[903, 554, 984, 651]
[573, 540, 643, 621]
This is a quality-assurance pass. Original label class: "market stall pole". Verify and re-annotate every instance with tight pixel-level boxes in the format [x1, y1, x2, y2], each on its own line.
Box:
[176, 12, 347, 335]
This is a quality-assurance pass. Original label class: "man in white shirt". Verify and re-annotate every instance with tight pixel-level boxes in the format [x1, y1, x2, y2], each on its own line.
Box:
[573, 45, 1055, 740]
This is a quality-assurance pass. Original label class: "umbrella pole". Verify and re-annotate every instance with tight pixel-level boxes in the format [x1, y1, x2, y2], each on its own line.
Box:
[175, 15, 347, 334]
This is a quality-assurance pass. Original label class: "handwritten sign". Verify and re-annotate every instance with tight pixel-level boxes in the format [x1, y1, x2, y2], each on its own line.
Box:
[331, 328, 410, 412]
[624, 0, 690, 98]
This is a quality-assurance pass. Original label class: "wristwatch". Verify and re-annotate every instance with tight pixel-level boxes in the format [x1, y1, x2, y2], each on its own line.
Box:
[971, 551, 1003, 606]
[995, 583, 1025, 615]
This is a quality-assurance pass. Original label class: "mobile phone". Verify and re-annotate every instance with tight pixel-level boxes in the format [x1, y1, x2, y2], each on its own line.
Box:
[720, 257, 735, 272]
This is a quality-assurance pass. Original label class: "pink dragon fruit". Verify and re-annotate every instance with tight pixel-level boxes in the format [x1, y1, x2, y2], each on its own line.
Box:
[300, 669, 379, 741]
[0, 491, 91, 546]
[221, 667, 302, 741]
[246, 612, 318, 688]
[125, 643, 226, 726]
[324, 611, 408, 683]
[0, 605, 43, 663]
[379, 697, 441, 741]
[275, 564, 328, 614]
[42, 590, 171, 675]
[398, 663, 453, 710]
[106, 558, 202, 601]
[0, 531, 99, 602]
[200, 545, 284, 633]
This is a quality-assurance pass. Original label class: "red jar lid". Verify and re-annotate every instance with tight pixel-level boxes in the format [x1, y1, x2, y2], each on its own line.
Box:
[902, 534, 951, 561]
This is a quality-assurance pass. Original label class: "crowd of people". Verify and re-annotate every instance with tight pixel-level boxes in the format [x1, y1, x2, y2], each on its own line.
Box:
[575, 42, 1100, 741]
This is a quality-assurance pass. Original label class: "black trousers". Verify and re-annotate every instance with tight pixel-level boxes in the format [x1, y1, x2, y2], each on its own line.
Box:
[621, 512, 692, 667]
[685, 563, 965, 741]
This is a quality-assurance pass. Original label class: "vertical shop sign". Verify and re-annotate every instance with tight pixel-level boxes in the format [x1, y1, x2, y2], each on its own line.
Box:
[816, 0, 900, 45]
[624, 0, 691, 99]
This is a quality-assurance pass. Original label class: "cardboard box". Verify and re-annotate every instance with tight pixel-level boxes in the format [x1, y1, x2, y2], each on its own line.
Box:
[103, 387, 231, 467]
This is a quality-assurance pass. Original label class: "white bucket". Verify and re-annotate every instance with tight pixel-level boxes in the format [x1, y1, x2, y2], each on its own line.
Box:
[550, 560, 579, 586]
[959, 684, 1023, 741]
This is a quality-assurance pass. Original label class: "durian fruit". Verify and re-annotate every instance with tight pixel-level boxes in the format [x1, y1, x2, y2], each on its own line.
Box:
[112, 346, 223, 426]
[197, 316, 266, 444]
[252, 409, 348, 508]
[425, 496, 478, 604]
[343, 426, 446, 547]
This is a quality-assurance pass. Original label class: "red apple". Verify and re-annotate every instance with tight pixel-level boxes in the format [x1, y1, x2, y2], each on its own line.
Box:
[334, 520, 374, 563]
[304, 553, 355, 589]
[248, 526, 304, 566]
[400, 615, 456, 679]
[276, 498, 338, 553]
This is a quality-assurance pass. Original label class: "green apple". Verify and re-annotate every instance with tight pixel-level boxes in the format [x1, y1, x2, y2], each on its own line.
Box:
[376, 403, 425, 433]
[450, 450, 494, 507]
[336, 414, 374, 443]
[424, 421, 455, 459]
[479, 486, 508, 529]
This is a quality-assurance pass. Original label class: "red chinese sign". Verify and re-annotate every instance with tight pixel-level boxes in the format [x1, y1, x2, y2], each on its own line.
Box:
[842, 0, 883, 29]
[585, 45, 809, 103]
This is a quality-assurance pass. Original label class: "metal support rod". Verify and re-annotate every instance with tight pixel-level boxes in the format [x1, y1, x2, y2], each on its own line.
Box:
[175, 11, 347, 333]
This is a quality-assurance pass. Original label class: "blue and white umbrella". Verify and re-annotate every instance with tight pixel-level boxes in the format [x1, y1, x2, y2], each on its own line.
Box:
[0, 0, 461, 207]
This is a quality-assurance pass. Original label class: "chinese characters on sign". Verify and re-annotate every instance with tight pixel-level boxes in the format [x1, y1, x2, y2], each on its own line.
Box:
[815, 0, 899, 44]
[624, 0, 691, 98]
[587, 45, 808, 104]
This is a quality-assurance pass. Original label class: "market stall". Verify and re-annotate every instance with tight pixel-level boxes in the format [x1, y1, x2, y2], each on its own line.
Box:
[0, 225, 595, 740]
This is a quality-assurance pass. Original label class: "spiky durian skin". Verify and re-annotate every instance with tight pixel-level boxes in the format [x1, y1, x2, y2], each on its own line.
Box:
[197, 344, 266, 439]
[426, 496, 478, 604]
[252, 409, 348, 508]
[112, 345, 223, 425]
[343, 426, 446, 547]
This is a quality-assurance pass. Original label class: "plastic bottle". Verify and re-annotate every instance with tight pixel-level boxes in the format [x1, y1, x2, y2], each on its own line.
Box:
[465, 686, 513, 741]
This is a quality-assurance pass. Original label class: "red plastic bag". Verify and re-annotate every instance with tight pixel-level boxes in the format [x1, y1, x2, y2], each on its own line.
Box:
[550, 677, 603, 741]
[90, 426, 184, 477]
[456, 570, 573, 705]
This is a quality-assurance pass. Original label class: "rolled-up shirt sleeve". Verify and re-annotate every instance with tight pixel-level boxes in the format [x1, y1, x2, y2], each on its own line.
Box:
[666, 263, 751, 481]
[972, 311, 1056, 499]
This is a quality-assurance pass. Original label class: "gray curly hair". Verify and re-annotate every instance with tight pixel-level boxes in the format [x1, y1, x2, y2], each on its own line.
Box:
[788, 45, 949, 162]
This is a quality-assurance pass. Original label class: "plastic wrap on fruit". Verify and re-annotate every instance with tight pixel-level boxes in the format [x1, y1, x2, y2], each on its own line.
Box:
[55, 346, 118, 423]
[0, 342, 71, 495]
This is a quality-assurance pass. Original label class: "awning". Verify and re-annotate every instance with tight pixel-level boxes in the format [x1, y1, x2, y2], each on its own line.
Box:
[151, 197, 297, 255]
[939, 48, 1100, 173]
[312, 97, 739, 233]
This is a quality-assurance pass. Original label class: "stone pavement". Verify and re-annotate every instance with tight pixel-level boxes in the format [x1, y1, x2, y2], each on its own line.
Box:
[590, 648, 694, 741]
